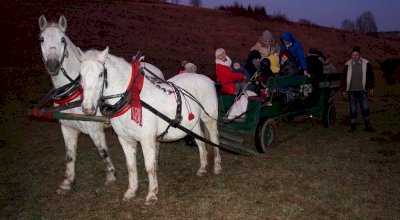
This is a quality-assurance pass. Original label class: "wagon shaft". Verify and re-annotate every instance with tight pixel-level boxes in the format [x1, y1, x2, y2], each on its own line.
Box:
[28, 108, 108, 123]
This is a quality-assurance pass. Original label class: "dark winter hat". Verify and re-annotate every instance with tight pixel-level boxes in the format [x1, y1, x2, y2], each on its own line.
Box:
[309, 48, 319, 55]
[352, 46, 361, 53]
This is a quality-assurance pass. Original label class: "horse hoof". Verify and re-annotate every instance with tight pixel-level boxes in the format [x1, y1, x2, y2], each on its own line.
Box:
[57, 180, 72, 195]
[104, 174, 116, 186]
[145, 196, 158, 205]
[122, 196, 131, 202]
[56, 187, 70, 195]
[196, 169, 207, 177]
[122, 189, 136, 201]
[214, 167, 222, 175]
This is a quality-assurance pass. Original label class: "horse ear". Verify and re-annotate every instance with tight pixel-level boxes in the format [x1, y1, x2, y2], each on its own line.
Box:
[59, 15, 67, 32]
[38, 15, 47, 31]
[76, 47, 84, 62]
[98, 47, 109, 64]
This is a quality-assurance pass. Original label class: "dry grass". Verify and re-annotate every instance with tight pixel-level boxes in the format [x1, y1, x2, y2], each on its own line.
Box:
[1, 1, 399, 219]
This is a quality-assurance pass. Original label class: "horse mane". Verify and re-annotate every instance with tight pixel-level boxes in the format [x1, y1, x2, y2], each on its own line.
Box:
[83, 49, 128, 67]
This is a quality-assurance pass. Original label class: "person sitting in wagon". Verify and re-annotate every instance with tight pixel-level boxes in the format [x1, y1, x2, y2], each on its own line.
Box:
[215, 48, 257, 119]
[276, 50, 309, 103]
[215, 48, 247, 95]
[279, 50, 298, 76]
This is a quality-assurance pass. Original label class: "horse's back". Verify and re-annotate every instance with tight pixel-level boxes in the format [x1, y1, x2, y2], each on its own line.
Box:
[169, 73, 214, 89]
[142, 62, 164, 80]
[169, 73, 218, 117]
[169, 73, 217, 98]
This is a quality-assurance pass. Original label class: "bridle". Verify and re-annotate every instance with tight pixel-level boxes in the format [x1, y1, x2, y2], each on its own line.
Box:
[40, 34, 71, 80]
[97, 60, 135, 118]
[40, 33, 81, 104]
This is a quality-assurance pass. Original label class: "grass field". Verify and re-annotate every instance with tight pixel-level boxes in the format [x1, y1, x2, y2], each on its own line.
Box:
[1, 1, 399, 219]
[1, 72, 399, 219]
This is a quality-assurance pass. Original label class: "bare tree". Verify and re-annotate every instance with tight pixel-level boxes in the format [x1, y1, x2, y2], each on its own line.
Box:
[298, 18, 313, 25]
[189, 0, 201, 7]
[341, 19, 356, 32]
[356, 11, 378, 34]
[172, 0, 179, 4]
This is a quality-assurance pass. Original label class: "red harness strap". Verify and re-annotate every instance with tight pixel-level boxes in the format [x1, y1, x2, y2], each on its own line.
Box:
[130, 59, 144, 126]
[53, 86, 83, 105]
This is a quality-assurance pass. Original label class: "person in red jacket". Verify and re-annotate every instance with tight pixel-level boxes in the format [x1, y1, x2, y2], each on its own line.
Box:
[215, 48, 246, 95]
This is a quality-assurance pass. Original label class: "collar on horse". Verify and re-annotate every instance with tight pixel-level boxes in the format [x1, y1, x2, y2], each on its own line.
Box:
[52, 75, 82, 105]
[32, 73, 82, 111]
[99, 52, 183, 133]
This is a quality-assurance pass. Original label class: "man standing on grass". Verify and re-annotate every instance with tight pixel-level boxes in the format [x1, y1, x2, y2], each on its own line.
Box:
[340, 46, 375, 132]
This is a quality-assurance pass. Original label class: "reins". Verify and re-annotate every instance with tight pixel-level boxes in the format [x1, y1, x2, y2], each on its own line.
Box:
[140, 100, 240, 155]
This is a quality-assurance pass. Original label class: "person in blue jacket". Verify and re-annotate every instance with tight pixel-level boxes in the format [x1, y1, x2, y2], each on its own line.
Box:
[279, 32, 311, 78]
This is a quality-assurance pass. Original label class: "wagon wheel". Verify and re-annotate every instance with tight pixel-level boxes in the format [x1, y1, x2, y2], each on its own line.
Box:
[255, 118, 277, 153]
[322, 102, 336, 128]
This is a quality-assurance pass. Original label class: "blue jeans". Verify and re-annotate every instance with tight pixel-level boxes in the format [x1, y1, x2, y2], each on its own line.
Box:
[348, 91, 370, 124]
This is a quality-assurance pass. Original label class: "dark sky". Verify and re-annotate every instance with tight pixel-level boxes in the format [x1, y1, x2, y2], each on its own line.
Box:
[180, 0, 400, 32]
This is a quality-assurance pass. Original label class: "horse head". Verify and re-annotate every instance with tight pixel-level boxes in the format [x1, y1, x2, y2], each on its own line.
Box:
[38, 15, 69, 76]
[77, 47, 110, 115]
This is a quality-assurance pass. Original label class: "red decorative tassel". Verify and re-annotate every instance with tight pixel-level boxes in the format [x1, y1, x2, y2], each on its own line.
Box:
[130, 60, 144, 126]
[188, 113, 195, 121]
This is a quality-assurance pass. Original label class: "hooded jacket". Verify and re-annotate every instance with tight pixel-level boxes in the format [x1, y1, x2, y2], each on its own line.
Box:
[279, 32, 308, 71]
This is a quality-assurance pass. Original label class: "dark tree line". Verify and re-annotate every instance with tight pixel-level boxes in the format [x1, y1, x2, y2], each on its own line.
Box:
[217, 1, 267, 19]
[341, 11, 378, 34]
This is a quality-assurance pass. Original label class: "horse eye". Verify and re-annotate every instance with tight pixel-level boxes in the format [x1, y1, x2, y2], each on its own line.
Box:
[39, 37, 44, 43]
[99, 72, 103, 77]
[61, 37, 65, 43]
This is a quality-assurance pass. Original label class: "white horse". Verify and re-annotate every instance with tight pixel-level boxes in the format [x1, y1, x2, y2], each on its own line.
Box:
[38, 15, 164, 194]
[76, 47, 221, 205]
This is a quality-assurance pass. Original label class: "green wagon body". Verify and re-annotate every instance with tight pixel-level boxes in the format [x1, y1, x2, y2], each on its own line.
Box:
[217, 73, 341, 153]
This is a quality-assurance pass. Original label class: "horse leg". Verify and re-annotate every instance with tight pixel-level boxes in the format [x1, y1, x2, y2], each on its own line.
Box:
[155, 142, 160, 175]
[193, 125, 208, 177]
[141, 139, 159, 205]
[119, 137, 138, 201]
[88, 128, 116, 185]
[57, 125, 79, 194]
[202, 117, 222, 174]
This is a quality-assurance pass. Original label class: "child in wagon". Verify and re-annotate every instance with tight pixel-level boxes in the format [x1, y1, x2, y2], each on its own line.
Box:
[279, 50, 299, 76]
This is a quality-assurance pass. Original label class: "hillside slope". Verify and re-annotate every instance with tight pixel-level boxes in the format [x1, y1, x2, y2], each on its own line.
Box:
[2, 1, 400, 79]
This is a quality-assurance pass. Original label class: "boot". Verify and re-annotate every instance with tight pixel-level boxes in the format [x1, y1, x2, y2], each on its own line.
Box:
[184, 136, 198, 147]
[363, 127, 375, 132]
[363, 119, 376, 132]
[349, 123, 356, 132]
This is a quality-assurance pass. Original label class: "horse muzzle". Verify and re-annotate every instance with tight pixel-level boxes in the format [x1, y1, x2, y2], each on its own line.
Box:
[45, 59, 61, 76]
[82, 105, 97, 116]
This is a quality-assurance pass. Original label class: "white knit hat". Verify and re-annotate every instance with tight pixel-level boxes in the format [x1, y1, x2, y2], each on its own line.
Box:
[215, 48, 226, 59]
[184, 63, 197, 73]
